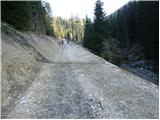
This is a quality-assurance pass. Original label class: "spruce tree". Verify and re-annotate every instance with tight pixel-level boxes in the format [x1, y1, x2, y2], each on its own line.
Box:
[93, 0, 106, 55]
[83, 16, 94, 50]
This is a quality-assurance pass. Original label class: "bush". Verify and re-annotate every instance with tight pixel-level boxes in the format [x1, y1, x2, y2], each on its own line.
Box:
[101, 38, 127, 65]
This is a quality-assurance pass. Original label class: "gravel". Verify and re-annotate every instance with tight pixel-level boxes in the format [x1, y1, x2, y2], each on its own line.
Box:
[1, 24, 158, 118]
[4, 43, 159, 119]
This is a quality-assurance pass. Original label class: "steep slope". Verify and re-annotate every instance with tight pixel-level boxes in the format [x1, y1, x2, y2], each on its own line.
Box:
[1, 23, 59, 117]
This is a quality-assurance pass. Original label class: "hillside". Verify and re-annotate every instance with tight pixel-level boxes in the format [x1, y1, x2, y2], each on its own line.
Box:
[1, 23, 59, 117]
[1, 23, 158, 119]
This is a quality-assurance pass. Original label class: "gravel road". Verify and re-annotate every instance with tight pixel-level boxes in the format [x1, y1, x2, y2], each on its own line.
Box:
[6, 43, 158, 119]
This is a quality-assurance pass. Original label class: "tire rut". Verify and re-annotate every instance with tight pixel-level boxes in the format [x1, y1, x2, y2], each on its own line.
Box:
[6, 64, 95, 119]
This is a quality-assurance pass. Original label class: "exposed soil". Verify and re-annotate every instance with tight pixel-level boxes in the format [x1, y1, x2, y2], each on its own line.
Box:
[1, 23, 159, 119]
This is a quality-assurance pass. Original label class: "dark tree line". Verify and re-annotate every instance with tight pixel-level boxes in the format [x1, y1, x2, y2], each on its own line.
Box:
[136, 1, 159, 61]
[2, 1, 32, 31]
[83, 0, 159, 72]
[1, 1, 52, 35]
[109, 1, 159, 71]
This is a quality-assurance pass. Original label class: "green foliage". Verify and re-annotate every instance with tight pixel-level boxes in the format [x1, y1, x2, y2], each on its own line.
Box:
[137, 1, 159, 61]
[92, 0, 106, 55]
[43, 2, 53, 36]
[2, 1, 32, 31]
[83, 0, 111, 55]
[110, 1, 138, 49]
[101, 38, 116, 63]
[101, 38, 127, 65]
[1, 1, 52, 35]
[83, 0, 158, 72]
[31, 1, 52, 34]
[109, 1, 159, 70]
[51, 16, 84, 42]
[83, 16, 94, 50]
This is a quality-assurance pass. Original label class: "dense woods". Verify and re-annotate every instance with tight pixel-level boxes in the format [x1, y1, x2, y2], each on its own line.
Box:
[1, 1, 84, 42]
[51, 16, 84, 42]
[1, 1, 52, 34]
[83, 0, 159, 74]
[2, 1, 32, 31]
[109, 1, 159, 64]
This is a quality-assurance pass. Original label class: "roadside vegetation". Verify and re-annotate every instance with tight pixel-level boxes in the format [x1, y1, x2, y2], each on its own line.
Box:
[83, 0, 159, 84]
[1, 0, 159, 84]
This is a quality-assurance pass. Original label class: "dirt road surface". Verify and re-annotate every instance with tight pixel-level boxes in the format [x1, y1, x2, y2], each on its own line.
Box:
[4, 43, 158, 119]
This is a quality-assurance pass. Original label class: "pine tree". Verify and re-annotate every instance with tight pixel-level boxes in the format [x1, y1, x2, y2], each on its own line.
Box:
[93, 0, 106, 55]
[83, 16, 94, 49]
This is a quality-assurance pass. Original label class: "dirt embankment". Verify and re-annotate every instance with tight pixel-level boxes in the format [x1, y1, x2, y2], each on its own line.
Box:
[1, 23, 158, 119]
[1, 23, 59, 117]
